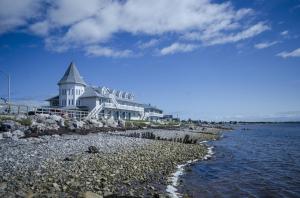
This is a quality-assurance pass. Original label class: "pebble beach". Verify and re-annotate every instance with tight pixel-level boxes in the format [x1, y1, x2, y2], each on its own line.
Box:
[0, 128, 221, 197]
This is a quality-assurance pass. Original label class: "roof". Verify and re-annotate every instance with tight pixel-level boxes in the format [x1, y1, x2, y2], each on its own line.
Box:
[46, 95, 59, 101]
[58, 62, 86, 86]
[143, 104, 163, 111]
[79, 86, 102, 98]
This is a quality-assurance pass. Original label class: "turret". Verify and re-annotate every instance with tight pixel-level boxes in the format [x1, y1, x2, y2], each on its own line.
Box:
[58, 62, 86, 108]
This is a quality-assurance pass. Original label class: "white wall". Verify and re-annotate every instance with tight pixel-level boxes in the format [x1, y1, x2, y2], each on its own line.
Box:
[59, 84, 85, 108]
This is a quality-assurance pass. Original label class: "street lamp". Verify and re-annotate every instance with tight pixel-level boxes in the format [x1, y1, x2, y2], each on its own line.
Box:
[0, 70, 10, 104]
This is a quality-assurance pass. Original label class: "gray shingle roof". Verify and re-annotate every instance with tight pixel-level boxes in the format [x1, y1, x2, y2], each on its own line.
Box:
[58, 62, 86, 86]
[79, 86, 102, 98]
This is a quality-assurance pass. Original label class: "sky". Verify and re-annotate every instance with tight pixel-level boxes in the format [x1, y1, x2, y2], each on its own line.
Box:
[0, 0, 299, 121]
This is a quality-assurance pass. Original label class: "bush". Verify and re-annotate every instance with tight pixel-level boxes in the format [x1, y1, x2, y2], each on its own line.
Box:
[19, 118, 32, 126]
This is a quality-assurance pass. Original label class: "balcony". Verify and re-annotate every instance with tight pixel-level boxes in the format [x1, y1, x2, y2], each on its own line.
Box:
[145, 112, 163, 118]
[103, 102, 144, 112]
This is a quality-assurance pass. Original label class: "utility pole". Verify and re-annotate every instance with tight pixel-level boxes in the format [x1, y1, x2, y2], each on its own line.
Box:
[0, 70, 10, 104]
[8, 74, 10, 104]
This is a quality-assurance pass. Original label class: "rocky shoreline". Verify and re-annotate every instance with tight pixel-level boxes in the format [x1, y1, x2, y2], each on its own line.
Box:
[0, 114, 226, 197]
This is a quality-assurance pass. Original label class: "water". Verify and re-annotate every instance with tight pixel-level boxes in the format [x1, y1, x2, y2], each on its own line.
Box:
[178, 124, 300, 198]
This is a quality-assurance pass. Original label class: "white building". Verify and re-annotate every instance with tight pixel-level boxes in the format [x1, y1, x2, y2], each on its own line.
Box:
[47, 62, 163, 121]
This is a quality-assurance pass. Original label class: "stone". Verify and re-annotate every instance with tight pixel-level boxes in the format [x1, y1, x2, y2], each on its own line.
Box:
[15, 114, 27, 121]
[2, 131, 12, 138]
[34, 114, 49, 123]
[12, 130, 25, 138]
[0, 120, 18, 131]
[83, 191, 103, 198]
[118, 119, 126, 128]
[0, 182, 7, 190]
[105, 117, 118, 128]
[88, 146, 99, 154]
[64, 156, 75, 161]
[85, 118, 103, 128]
[49, 115, 63, 122]
[52, 183, 60, 191]
[45, 118, 57, 125]
[52, 134, 60, 138]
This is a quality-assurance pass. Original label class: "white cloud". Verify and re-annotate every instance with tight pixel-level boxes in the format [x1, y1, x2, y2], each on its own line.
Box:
[0, 0, 269, 57]
[138, 39, 160, 49]
[280, 30, 289, 36]
[202, 22, 270, 45]
[254, 41, 278, 49]
[29, 21, 49, 36]
[160, 43, 198, 55]
[0, 0, 42, 34]
[85, 45, 133, 58]
[277, 48, 300, 58]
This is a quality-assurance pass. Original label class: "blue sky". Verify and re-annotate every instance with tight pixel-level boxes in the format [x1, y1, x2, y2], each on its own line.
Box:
[0, 0, 299, 121]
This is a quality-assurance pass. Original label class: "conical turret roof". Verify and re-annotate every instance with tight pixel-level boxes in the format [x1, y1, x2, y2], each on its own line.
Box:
[58, 62, 86, 86]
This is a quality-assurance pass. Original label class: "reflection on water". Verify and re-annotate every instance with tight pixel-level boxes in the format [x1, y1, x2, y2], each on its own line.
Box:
[178, 124, 300, 198]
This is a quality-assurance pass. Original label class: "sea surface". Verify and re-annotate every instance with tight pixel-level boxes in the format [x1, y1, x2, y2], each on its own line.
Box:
[178, 123, 300, 198]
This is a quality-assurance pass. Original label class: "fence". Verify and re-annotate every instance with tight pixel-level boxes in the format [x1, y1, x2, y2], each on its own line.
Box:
[0, 103, 89, 120]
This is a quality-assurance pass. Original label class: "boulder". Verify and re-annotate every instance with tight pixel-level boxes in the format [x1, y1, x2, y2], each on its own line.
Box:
[67, 120, 85, 130]
[45, 118, 57, 125]
[105, 117, 118, 128]
[12, 130, 25, 138]
[58, 119, 65, 127]
[2, 132, 12, 138]
[84, 118, 104, 128]
[87, 146, 99, 154]
[49, 115, 63, 122]
[118, 119, 126, 128]
[0, 120, 19, 131]
[34, 114, 49, 123]
[15, 114, 28, 121]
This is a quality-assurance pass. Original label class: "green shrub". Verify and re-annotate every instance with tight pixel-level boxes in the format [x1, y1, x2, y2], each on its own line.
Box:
[19, 118, 32, 126]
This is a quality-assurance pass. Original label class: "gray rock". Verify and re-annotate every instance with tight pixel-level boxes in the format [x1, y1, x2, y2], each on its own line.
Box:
[105, 117, 118, 128]
[15, 114, 28, 121]
[0, 120, 19, 131]
[12, 130, 25, 138]
[45, 118, 57, 125]
[88, 146, 99, 154]
[2, 132, 12, 138]
[118, 119, 126, 128]
[52, 183, 60, 191]
[85, 118, 103, 128]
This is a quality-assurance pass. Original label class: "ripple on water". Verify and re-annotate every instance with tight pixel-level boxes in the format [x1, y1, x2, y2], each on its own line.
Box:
[177, 124, 300, 198]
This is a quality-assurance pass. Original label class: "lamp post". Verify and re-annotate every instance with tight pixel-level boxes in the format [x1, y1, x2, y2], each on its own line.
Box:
[0, 70, 10, 104]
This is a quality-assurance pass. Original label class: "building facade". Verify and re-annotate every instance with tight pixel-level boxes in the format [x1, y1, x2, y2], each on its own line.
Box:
[47, 62, 163, 121]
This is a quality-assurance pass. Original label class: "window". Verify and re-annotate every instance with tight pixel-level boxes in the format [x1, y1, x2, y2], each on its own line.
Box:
[71, 100, 74, 105]
[72, 89, 74, 95]
[61, 89, 66, 95]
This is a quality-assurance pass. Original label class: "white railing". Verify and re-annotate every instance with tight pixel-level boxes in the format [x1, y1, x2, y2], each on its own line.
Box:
[103, 102, 144, 112]
[0, 102, 89, 120]
[86, 103, 104, 119]
[109, 94, 119, 108]
[144, 112, 164, 118]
